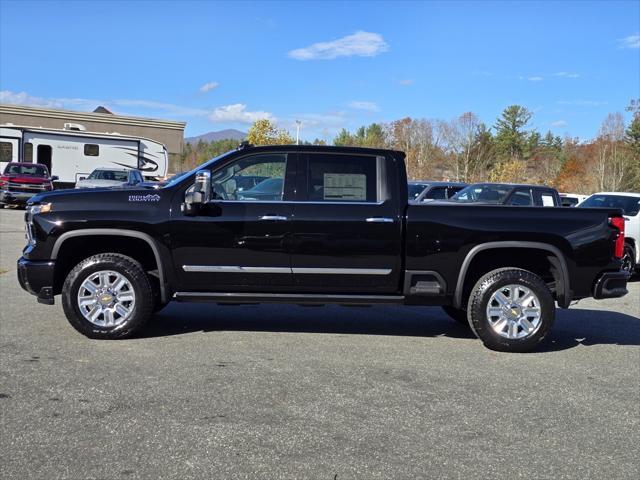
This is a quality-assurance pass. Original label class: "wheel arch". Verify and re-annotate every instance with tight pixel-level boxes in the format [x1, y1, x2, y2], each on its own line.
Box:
[453, 241, 571, 309]
[51, 229, 169, 302]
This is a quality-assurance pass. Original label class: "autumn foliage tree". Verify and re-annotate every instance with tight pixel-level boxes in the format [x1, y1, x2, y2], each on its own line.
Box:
[181, 101, 640, 194]
[246, 119, 294, 146]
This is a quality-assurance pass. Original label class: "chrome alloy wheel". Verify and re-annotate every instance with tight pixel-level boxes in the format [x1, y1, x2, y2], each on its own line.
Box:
[486, 284, 542, 340]
[77, 270, 136, 327]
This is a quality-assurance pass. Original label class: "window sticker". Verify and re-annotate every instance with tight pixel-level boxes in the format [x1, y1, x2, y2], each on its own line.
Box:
[323, 173, 367, 201]
[541, 195, 555, 207]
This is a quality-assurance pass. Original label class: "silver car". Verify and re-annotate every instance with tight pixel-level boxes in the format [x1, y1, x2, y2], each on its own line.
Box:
[75, 168, 144, 189]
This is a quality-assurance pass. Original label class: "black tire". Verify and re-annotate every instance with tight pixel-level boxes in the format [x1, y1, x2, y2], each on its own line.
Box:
[61, 253, 154, 339]
[0, 203, 5, 209]
[441, 306, 469, 326]
[467, 268, 555, 352]
[622, 243, 636, 274]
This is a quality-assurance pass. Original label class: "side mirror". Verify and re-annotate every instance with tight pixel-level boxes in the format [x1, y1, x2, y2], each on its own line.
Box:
[194, 170, 211, 202]
[182, 169, 211, 216]
[51, 176, 59, 182]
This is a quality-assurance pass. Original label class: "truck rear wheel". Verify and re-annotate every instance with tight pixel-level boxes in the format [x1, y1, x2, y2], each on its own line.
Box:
[622, 244, 636, 274]
[467, 268, 555, 352]
[61, 253, 153, 339]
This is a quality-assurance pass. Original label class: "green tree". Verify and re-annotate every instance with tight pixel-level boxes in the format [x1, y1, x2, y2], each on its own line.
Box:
[494, 105, 533, 159]
[624, 100, 640, 190]
[333, 128, 354, 146]
[246, 119, 294, 145]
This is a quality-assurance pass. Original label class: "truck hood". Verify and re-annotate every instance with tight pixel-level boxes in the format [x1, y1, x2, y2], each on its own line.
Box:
[75, 179, 127, 189]
[27, 186, 167, 207]
[2, 175, 50, 185]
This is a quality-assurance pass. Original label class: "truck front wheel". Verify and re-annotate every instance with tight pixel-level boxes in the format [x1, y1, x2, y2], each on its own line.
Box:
[467, 268, 555, 352]
[61, 253, 154, 339]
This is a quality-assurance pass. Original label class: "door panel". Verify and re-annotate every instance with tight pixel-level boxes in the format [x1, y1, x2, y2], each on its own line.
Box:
[171, 201, 294, 290]
[290, 153, 402, 294]
[170, 152, 296, 292]
[291, 202, 402, 293]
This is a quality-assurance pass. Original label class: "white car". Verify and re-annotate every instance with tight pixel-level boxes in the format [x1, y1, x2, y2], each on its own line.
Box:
[75, 168, 144, 189]
[559, 193, 588, 207]
[578, 192, 640, 273]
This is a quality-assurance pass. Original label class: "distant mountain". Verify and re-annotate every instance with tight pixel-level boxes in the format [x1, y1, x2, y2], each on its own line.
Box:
[185, 129, 246, 144]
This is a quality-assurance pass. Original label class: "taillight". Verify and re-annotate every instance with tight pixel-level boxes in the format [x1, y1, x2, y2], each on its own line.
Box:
[609, 216, 625, 259]
[0, 176, 7, 188]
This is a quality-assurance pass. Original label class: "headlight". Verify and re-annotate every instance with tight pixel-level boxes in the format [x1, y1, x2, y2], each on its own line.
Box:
[29, 203, 52, 215]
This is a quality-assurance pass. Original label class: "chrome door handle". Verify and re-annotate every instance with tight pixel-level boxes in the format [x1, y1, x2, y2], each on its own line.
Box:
[366, 217, 394, 223]
[259, 215, 288, 221]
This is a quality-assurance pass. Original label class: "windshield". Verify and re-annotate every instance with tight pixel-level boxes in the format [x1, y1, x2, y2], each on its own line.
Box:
[4, 164, 48, 177]
[88, 170, 129, 181]
[162, 149, 237, 188]
[578, 194, 640, 215]
[408, 183, 428, 200]
[450, 184, 511, 204]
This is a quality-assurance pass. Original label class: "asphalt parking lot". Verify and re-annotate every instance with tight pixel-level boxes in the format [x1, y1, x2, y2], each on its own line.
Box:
[0, 207, 638, 480]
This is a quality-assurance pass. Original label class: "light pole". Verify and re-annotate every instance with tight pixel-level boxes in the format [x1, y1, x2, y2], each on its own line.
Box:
[295, 120, 301, 145]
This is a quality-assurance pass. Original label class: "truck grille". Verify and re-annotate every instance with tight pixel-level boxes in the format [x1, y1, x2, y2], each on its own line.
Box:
[8, 182, 47, 193]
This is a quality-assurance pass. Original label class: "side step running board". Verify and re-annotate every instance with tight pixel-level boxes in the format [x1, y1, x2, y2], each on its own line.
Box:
[173, 292, 405, 306]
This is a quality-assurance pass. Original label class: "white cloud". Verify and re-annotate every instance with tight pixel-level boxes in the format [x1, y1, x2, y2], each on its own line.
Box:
[527, 76, 544, 82]
[199, 82, 219, 93]
[0, 90, 272, 125]
[0, 90, 64, 108]
[348, 101, 380, 112]
[288, 31, 389, 60]
[553, 72, 580, 78]
[550, 120, 568, 128]
[208, 103, 273, 124]
[398, 79, 414, 86]
[0, 90, 210, 117]
[618, 34, 640, 49]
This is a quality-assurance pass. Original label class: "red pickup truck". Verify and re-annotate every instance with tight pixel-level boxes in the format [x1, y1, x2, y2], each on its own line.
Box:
[0, 162, 57, 208]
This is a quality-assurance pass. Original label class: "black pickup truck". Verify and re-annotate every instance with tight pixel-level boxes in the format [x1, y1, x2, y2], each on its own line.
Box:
[17, 144, 629, 352]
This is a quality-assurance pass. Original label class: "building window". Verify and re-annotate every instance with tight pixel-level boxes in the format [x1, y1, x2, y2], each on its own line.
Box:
[84, 144, 100, 156]
[0, 142, 12, 162]
[23, 142, 33, 162]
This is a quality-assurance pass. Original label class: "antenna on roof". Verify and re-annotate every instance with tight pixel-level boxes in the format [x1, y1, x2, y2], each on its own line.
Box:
[237, 140, 253, 150]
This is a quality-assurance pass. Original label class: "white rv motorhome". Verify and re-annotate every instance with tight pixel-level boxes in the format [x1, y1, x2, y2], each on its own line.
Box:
[0, 124, 168, 187]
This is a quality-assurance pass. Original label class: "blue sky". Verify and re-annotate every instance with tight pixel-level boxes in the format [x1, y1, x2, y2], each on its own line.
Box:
[1, 0, 639, 141]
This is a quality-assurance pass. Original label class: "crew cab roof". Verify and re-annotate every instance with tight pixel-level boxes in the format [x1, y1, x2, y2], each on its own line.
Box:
[468, 182, 555, 189]
[236, 144, 405, 157]
[92, 168, 131, 172]
[4, 162, 42, 167]
[409, 180, 467, 186]
[590, 192, 640, 198]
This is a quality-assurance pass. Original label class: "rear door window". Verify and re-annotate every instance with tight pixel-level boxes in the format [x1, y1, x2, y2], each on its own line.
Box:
[535, 190, 559, 207]
[304, 153, 380, 202]
[508, 188, 533, 206]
